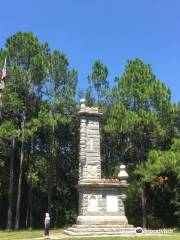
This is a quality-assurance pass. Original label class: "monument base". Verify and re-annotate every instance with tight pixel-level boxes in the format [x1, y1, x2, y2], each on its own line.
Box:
[64, 179, 135, 236]
[77, 215, 128, 225]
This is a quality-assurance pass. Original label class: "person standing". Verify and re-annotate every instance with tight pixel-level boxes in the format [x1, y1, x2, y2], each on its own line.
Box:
[44, 213, 50, 239]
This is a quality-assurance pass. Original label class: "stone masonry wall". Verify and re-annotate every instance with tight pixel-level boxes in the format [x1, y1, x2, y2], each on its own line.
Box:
[79, 114, 101, 180]
[79, 187, 125, 217]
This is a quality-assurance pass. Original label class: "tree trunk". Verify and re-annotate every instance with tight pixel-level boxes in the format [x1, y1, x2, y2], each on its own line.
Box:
[48, 177, 52, 215]
[139, 133, 147, 229]
[25, 197, 30, 229]
[30, 187, 33, 229]
[6, 138, 16, 230]
[48, 151, 54, 215]
[48, 127, 55, 215]
[15, 139, 24, 230]
[26, 183, 33, 229]
[15, 116, 25, 230]
[142, 182, 147, 229]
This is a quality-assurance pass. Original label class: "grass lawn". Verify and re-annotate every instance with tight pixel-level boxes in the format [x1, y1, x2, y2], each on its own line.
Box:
[67, 235, 180, 240]
[0, 230, 179, 240]
[0, 230, 43, 240]
[66, 232, 180, 240]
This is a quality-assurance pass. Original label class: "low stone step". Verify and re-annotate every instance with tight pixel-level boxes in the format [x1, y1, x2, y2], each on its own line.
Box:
[72, 224, 134, 228]
[67, 227, 135, 233]
[64, 230, 136, 236]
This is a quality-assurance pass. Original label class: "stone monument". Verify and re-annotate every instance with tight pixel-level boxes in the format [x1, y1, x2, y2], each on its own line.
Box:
[65, 99, 134, 236]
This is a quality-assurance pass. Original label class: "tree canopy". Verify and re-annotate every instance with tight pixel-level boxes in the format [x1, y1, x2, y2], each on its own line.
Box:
[0, 33, 179, 229]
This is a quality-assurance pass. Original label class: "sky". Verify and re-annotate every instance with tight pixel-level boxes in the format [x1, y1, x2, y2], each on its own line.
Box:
[1, 0, 180, 103]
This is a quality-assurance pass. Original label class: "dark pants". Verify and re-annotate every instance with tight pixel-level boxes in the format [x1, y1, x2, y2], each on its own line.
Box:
[44, 226, 49, 236]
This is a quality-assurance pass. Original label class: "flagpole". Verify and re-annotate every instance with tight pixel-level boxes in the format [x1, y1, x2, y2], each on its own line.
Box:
[0, 88, 2, 118]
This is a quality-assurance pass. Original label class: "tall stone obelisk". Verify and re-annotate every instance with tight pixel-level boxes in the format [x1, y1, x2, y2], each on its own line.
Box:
[65, 99, 134, 236]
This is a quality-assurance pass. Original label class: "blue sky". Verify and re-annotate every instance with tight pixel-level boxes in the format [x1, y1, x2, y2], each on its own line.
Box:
[1, 0, 180, 103]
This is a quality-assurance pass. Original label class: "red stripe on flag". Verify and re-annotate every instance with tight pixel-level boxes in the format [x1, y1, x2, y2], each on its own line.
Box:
[1, 66, 6, 80]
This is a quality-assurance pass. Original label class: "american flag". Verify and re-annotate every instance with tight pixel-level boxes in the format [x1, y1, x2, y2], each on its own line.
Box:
[1, 58, 6, 80]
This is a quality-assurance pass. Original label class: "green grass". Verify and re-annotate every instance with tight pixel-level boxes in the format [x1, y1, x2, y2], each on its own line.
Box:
[0, 230, 43, 240]
[65, 231, 180, 240]
[66, 236, 180, 240]
[0, 230, 179, 240]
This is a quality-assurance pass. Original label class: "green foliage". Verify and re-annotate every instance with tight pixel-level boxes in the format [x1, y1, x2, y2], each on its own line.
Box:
[103, 59, 177, 228]
[0, 32, 79, 229]
[105, 59, 171, 165]
[0, 33, 179, 230]
[88, 60, 109, 104]
[135, 139, 180, 181]
[0, 121, 18, 138]
[106, 59, 170, 134]
[88, 60, 108, 92]
[135, 139, 180, 225]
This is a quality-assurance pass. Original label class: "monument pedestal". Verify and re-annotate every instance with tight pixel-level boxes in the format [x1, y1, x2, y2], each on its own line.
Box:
[65, 179, 134, 235]
[65, 99, 135, 236]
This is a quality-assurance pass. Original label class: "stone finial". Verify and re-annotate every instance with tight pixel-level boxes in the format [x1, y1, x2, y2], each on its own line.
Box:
[118, 165, 129, 183]
[80, 98, 86, 110]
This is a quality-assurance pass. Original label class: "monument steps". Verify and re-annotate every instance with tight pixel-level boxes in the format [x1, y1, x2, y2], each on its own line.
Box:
[72, 224, 134, 228]
[64, 229, 135, 236]
[65, 224, 135, 236]
[66, 227, 135, 232]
